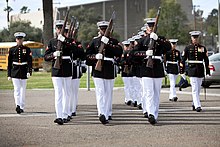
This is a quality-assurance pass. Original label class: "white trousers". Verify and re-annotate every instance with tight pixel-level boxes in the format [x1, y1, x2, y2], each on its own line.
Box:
[122, 77, 133, 102]
[142, 77, 163, 119]
[93, 78, 114, 120]
[12, 78, 27, 109]
[52, 77, 72, 119]
[133, 77, 143, 104]
[168, 74, 178, 99]
[70, 79, 80, 114]
[190, 77, 203, 108]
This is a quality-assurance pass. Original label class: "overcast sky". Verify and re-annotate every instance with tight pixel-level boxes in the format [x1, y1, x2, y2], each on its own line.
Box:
[0, 0, 218, 30]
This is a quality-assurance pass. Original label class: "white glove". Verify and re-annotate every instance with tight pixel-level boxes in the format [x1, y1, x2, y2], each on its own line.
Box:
[150, 32, 158, 40]
[101, 36, 109, 44]
[8, 77, 11, 80]
[95, 53, 103, 60]
[146, 50, 153, 56]
[53, 51, 61, 57]
[164, 70, 167, 76]
[180, 74, 186, 80]
[27, 73, 30, 78]
[58, 34, 65, 42]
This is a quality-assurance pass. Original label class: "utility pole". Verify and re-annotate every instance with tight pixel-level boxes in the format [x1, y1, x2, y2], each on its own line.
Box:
[218, 0, 220, 53]
[193, 5, 200, 30]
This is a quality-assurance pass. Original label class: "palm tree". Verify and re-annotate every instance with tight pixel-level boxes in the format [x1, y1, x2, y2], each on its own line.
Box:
[4, 0, 13, 28]
[20, 6, 30, 14]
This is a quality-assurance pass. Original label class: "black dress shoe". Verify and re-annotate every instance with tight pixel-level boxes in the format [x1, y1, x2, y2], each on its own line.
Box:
[173, 97, 178, 102]
[125, 100, 132, 106]
[148, 114, 156, 125]
[71, 112, 76, 116]
[16, 105, 21, 114]
[54, 118, 63, 125]
[131, 101, 137, 107]
[63, 118, 68, 123]
[169, 97, 178, 102]
[99, 114, 108, 124]
[68, 115, 72, 120]
[192, 105, 196, 111]
[20, 109, 24, 113]
[169, 98, 174, 102]
[196, 107, 202, 112]
[108, 116, 112, 120]
[143, 112, 148, 118]
[137, 104, 142, 110]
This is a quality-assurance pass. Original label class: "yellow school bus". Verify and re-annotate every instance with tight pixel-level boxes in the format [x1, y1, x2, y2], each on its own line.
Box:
[0, 41, 44, 71]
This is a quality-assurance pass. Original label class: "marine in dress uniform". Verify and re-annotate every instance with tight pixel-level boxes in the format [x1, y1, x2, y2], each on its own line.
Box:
[120, 40, 133, 106]
[7, 32, 32, 114]
[165, 39, 181, 101]
[44, 20, 79, 125]
[180, 31, 210, 112]
[131, 35, 143, 109]
[69, 38, 86, 117]
[128, 36, 142, 108]
[134, 18, 171, 124]
[86, 21, 123, 124]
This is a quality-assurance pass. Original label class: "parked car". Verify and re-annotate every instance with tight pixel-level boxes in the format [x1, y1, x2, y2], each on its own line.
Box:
[207, 50, 215, 56]
[202, 53, 220, 88]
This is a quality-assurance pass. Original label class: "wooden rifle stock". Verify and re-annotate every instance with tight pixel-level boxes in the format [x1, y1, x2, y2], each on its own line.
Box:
[95, 11, 116, 71]
[123, 65, 129, 74]
[146, 7, 161, 68]
[73, 21, 79, 40]
[54, 8, 70, 69]
[67, 16, 75, 38]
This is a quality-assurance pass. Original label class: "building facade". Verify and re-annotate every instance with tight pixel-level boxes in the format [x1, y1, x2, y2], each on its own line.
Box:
[58, 0, 192, 40]
[10, 0, 193, 42]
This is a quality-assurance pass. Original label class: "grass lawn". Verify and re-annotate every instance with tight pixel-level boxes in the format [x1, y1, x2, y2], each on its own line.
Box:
[0, 70, 186, 89]
[0, 70, 123, 89]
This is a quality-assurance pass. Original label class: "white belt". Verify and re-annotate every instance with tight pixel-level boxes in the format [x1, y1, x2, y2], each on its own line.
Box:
[72, 60, 78, 64]
[62, 56, 71, 60]
[166, 61, 178, 64]
[146, 56, 162, 61]
[188, 60, 203, 64]
[13, 62, 27, 65]
[104, 57, 114, 62]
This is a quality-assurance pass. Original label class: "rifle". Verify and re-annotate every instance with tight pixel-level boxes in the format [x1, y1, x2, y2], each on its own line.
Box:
[73, 20, 79, 40]
[53, 8, 70, 69]
[95, 11, 116, 71]
[146, 7, 161, 68]
[67, 16, 76, 38]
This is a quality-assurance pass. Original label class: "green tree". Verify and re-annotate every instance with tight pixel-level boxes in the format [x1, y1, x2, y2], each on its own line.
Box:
[205, 9, 218, 36]
[69, 7, 102, 47]
[69, 7, 121, 47]
[0, 21, 42, 42]
[147, 0, 190, 44]
[20, 6, 30, 14]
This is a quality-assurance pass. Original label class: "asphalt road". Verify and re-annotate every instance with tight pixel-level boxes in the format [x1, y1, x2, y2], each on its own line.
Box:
[0, 86, 220, 147]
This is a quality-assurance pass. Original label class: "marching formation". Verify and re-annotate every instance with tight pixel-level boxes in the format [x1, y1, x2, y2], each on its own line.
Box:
[7, 8, 210, 125]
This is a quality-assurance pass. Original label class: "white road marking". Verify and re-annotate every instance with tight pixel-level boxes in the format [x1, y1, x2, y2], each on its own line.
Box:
[161, 89, 220, 97]
[0, 107, 220, 118]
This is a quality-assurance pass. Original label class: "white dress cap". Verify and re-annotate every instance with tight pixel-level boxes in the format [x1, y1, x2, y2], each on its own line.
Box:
[189, 31, 201, 36]
[97, 21, 109, 27]
[14, 32, 26, 38]
[55, 20, 64, 26]
[144, 18, 156, 23]
[122, 40, 130, 45]
[169, 39, 178, 43]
